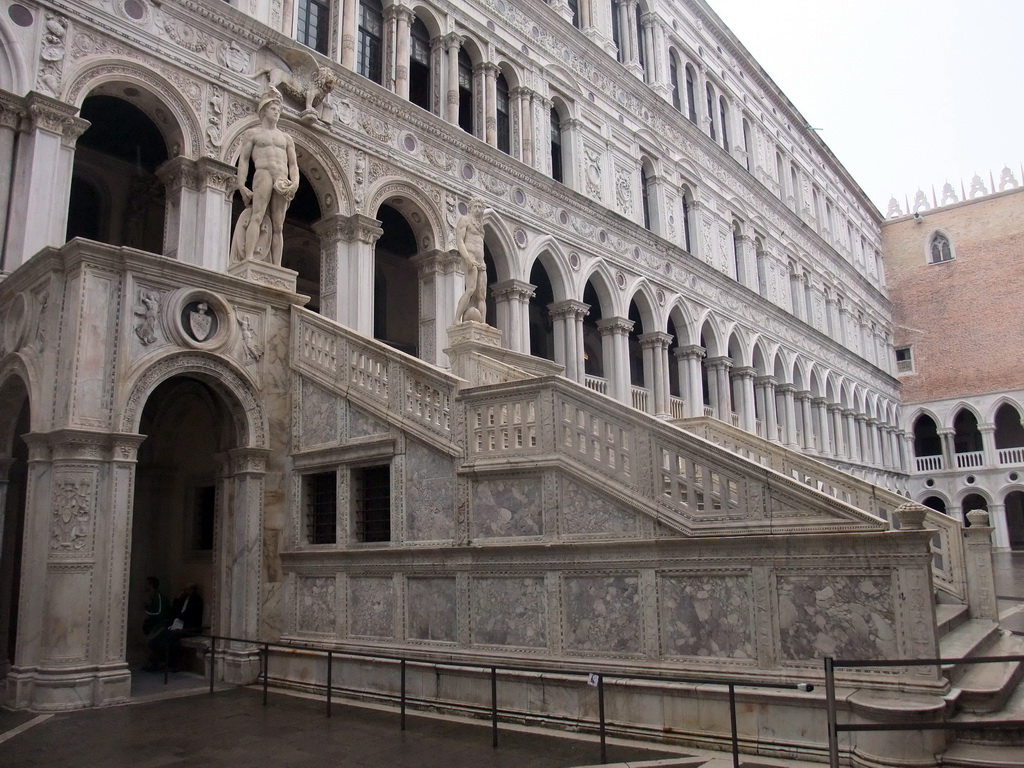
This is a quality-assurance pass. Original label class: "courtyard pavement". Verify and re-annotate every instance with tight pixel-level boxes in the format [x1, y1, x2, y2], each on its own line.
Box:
[1, 550, 1020, 768]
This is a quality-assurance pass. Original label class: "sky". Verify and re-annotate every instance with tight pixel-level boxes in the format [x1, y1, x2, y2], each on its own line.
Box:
[705, 0, 1024, 214]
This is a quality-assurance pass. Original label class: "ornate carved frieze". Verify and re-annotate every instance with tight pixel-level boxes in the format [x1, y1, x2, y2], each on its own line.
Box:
[50, 476, 93, 553]
[37, 11, 69, 97]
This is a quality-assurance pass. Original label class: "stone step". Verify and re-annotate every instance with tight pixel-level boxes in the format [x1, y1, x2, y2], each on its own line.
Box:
[941, 742, 1024, 767]
[951, 653, 1024, 747]
[952, 634, 1024, 714]
[938, 602, 972, 637]
[942, 620, 1003, 684]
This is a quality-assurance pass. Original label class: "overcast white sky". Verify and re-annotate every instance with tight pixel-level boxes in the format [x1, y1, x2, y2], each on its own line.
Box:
[706, 0, 1024, 214]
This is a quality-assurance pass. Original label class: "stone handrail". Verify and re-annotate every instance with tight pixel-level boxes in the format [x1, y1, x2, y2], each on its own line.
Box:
[675, 416, 968, 603]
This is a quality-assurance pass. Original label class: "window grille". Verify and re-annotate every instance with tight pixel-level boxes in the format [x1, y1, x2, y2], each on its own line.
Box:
[357, 0, 383, 84]
[305, 471, 337, 544]
[354, 465, 390, 542]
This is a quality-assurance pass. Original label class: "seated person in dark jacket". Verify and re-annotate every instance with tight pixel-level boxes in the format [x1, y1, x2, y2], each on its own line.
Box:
[146, 583, 204, 670]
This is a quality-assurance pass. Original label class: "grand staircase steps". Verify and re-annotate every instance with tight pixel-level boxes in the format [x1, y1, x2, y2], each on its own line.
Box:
[941, 742, 1024, 767]
[940, 619, 1002, 685]
[938, 603, 973, 637]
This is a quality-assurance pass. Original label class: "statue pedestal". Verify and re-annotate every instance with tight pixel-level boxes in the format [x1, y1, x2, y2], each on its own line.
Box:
[445, 321, 563, 388]
[228, 259, 298, 293]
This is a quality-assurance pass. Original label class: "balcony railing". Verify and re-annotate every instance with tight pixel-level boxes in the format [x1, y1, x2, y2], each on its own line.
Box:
[584, 375, 607, 395]
[703, 404, 715, 418]
[669, 396, 686, 420]
[998, 445, 1024, 465]
[915, 454, 943, 472]
[955, 451, 984, 469]
[630, 385, 649, 412]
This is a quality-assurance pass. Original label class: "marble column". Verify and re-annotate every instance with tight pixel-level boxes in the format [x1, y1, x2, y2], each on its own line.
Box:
[675, 344, 705, 418]
[444, 34, 462, 125]
[313, 213, 383, 334]
[492, 278, 535, 354]
[0, 91, 24, 259]
[157, 157, 235, 270]
[755, 376, 779, 441]
[938, 429, 955, 471]
[869, 419, 884, 468]
[3, 93, 89, 272]
[857, 415, 873, 465]
[623, 0, 642, 77]
[777, 384, 799, 449]
[514, 88, 533, 167]
[341, 0, 358, 69]
[641, 14, 657, 85]
[597, 316, 633, 405]
[639, 332, 672, 418]
[797, 390, 815, 451]
[732, 366, 756, 432]
[813, 397, 832, 457]
[844, 410, 861, 463]
[980, 425, 997, 468]
[829, 404, 846, 459]
[549, 299, 588, 383]
[704, 356, 732, 423]
[483, 63, 498, 147]
[733, 233, 755, 290]
[392, 7, 413, 99]
[412, 249, 460, 368]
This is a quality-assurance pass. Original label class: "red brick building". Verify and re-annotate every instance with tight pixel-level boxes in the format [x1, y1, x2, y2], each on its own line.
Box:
[883, 179, 1024, 549]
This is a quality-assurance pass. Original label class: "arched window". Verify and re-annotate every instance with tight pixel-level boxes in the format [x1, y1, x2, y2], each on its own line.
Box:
[495, 72, 511, 154]
[994, 403, 1024, 455]
[929, 232, 953, 263]
[297, 0, 331, 54]
[409, 18, 431, 111]
[669, 56, 681, 111]
[742, 117, 752, 171]
[953, 409, 983, 457]
[457, 49, 473, 134]
[357, 0, 384, 84]
[640, 165, 652, 230]
[913, 414, 942, 457]
[718, 96, 729, 151]
[681, 185, 695, 254]
[684, 65, 697, 123]
[550, 108, 563, 183]
[706, 83, 716, 141]
[922, 496, 947, 515]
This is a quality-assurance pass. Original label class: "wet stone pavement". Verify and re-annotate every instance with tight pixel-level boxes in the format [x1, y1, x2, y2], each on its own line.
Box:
[994, 550, 1024, 634]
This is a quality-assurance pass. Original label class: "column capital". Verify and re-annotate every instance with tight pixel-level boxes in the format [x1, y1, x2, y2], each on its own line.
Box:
[596, 316, 633, 336]
[827, 402, 844, 414]
[705, 355, 733, 371]
[842, 408, 857, 418]
[730, 365, 756, 380]
[155, 155, 201, 193]
[409, 248, 450, 276]
[312, 213, 384, 246]
[638, 331, 672, 350]
[385, 4, 415, 23]
[548, 299, 590, 321]
[856, 413, 871, 424]
[491, 278, 535, 301]
[0, 90, 26, 131]
[674, 344, 705, 361]
[811, 396, 828, 407]
[195, 156, 238, 192]
[754, 375, 777, 389]
[776, 383, 796, 395]
[442, 32, 464, 49]
[24, 91, 90, 147]
[794, 389, 813, 401]
[226, 447, 273, 475]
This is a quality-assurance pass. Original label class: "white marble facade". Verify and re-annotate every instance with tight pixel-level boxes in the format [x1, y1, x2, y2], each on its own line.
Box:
[0, 0, 989, 764]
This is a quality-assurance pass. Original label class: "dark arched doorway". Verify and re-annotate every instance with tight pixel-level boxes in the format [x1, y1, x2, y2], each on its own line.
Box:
[128, 376, 236, 667]
[1006, 491, 1024, 550]
[0, 376, 30, 681]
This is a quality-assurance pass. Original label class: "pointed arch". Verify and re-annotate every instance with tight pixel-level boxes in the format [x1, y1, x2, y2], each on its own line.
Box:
[363, 179, 444, 252]
[523, 237, 573, 301]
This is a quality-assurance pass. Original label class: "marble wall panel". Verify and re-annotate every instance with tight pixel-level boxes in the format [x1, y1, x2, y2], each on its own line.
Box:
[558, 478, 638, 538]
[470, 577, 547, 648]
[297, 575, 336, 635]
[405, 440, 455, 542]
[563, 575, 641, 654]
[407, 577, 456, 642]
[350, 406, 389, 438]
[300, 378, 338, 447]
[777, 574, 897, 661]
[349, 577, 396, 638]
[659, 573, 755, 660]
[471, 477, 542, 538]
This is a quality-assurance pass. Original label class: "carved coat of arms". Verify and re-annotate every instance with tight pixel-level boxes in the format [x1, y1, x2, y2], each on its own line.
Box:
[189, 302, 213, 341]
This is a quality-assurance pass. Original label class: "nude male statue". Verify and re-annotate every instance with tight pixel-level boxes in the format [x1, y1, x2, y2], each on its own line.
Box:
[455, 199, 493, 323]
[235, 88, 299, 265]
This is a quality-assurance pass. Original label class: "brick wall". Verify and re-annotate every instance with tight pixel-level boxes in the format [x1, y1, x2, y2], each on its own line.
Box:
[882, 187, 1024, 404]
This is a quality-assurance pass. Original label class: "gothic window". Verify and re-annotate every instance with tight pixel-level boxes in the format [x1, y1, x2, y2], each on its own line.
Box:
[929, 232, 953, 263]
[550, 108, 563, 183]
[719, 96, 729, 151]
[684, 65, 697, 123]
[496, 72, 511, 154]
[912, 414, 941, 458]
[706, 83, 716, 141]
[409, 17, 431, 111]
[357, 0, 383, 84]
[669, 56, 681, 111]
[353, 465, 391, 542]
[297, 0, 331, 55]
[458, 49, 474, 134]
[304, 471, 337, 545]
[640, 165, 652, 230]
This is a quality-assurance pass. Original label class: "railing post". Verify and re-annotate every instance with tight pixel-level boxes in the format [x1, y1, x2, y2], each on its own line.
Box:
[825, 657, 839, 768]
[209, 636, 216, 694]
[491, 666, 498, 748]
[728, 683, 739, 768]
[326, 650, 333, 717]
[400, 659, 407, 731]
[263, 642, 269, 706]
[598, 674, 607, 764]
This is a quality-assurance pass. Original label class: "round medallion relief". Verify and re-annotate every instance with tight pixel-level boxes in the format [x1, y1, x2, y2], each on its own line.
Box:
[123, 0, 146, 20]
[403, 134, 417, 152]
[462, 164, 475, 181]
[9, 5, 33, 26]
[615, 272, 626, 288]
[569, 252, 581, 271]
[559, 211, 569, 225]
